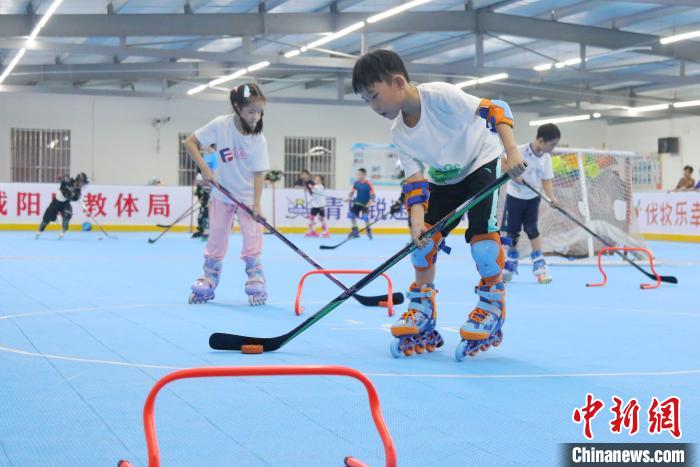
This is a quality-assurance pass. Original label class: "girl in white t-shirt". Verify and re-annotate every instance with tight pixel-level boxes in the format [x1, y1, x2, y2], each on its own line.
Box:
[306, 174, 330, 238]
[184, 83, 271, 306]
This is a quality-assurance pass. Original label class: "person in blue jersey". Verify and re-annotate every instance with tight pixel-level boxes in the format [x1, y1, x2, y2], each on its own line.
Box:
[347, 168, 376, 239]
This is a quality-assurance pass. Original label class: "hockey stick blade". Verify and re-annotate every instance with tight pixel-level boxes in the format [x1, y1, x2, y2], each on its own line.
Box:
[522, 181, 677, 285]
[355, 291, 405, 306]
[209, 333, 284, 352]
[210, 172, 511, 352]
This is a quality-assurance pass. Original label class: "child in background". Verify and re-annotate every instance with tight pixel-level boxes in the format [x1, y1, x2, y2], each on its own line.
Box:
[36, 172, 89, 239]
[347, 168, 375, 239]
[501, 123, 560, 284]
[306, 174, 330, 238]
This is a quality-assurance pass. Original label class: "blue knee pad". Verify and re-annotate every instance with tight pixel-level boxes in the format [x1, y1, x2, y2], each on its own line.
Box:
[411, 232, 451, 271]
[361, 214, 369, 222]
[471, 237, 503, 278]
[348, 211, 357, 220]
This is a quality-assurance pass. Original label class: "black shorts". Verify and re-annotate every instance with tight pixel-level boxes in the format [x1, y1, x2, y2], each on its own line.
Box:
[350, 204, 369, 217]
[42, 198, 72, 223]
[310, 207, 325, 217]
[424, 158, 499, 243]
[502, 194, 541, 239]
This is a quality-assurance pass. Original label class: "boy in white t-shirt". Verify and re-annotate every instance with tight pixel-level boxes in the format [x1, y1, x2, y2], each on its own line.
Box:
[501, 123, 560, 284]
[352, 49, 525, 361]
[184, 83, 271, 306]
[306, 174, 330, 238]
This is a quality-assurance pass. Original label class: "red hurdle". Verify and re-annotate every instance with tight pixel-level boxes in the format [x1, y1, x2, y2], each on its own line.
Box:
[121, 365, 397, 467]
[295, 269, 395, 316]
[586, 246, 661, 289]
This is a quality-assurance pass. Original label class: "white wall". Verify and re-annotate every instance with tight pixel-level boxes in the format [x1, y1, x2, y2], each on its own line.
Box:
[1, 91, 698, 190]
[0, 92, 391, 188]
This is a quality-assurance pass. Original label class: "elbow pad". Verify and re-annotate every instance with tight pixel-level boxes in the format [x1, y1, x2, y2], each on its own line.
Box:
[478, 98, 514, 134]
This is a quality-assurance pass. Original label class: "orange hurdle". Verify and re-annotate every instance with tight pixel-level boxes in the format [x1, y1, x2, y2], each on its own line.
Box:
[295, 269, 395, 316]
[122, 365, 397, 467]
[586, 246, 661, 289]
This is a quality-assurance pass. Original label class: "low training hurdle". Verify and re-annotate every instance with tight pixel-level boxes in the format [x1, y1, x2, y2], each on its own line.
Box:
[118, 365, 397, 467]
[586, 246, 661, 289]
[295, 269, 395, 316]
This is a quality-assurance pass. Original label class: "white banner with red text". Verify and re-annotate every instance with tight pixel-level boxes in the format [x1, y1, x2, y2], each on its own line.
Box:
[633, 191, 700, 241]
[0, 183, 423, 233]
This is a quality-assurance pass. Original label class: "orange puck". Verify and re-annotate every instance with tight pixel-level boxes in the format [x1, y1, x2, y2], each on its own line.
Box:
[241, 344, 264, 354]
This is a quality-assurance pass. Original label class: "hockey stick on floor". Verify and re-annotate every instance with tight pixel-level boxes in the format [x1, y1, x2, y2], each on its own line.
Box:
[320, 201, 402, 250]
[521, 181, 677, 284]
[149, 203, 200, 244]
[210, 181, 404, 308]
[209, 172, 511, 352]
[80, 202, 118, 240]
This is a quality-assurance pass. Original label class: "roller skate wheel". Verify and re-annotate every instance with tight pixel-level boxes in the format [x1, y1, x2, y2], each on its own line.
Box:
[455, 341, 468, 362]
[468, 349, 479, 357]
[390, 340, 402, 358]
[248, 294, 267, 306]
[402, 343, 415, 357]
[492, 331, 503, 347]
[480, 343, 491, 352]
[426, 343, 436, 352]
[414, 342, 425, 354]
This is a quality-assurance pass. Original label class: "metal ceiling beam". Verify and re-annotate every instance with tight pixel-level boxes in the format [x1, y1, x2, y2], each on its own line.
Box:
[11, 54, 698, 95]
[0, 38, 274, 63]
[602, 0, 700, 6]
[3, 12, 698, 62]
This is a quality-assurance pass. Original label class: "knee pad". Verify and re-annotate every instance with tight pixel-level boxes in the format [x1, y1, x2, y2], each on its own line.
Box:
[411, 226, 451, 271]
[361, 214, 369, 222]
[524, 225, 539, 240]
[470, 232, 505, 281]
[348, 210, 357, 220]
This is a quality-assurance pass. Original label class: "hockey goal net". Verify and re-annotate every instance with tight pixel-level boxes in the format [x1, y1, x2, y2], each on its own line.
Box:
[497, 147, 646, 259]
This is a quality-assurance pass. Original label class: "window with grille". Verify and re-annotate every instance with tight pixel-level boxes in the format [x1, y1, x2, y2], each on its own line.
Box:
[179, 132, 197, 186]
[284, 137, 336, 188]
[11, 128, 71, 182]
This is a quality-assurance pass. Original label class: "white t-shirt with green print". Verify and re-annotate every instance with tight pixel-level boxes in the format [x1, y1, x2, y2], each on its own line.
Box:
[391, 82, 503, 185]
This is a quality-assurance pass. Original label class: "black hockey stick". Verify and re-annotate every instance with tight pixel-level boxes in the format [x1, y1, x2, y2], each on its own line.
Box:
[320, 201, 402, 250]
[209, 172, 511, 352]
[522, 181, 677, 284]
[210, 181, 404, 307]
[149, 203, 200, 244]
[80, 202, 118, 240]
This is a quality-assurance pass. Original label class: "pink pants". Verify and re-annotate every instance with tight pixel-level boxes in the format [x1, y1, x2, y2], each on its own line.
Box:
[204, 198, 263, 261]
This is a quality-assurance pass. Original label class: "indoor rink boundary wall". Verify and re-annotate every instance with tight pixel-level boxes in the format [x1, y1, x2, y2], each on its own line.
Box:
[0, 183, 426, 234]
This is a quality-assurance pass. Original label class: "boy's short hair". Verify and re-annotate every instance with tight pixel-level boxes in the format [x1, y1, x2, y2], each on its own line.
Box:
[357, 168, 367, 174]
[315, 174, 324, 183]
[352, 49, 410, 93]
[301, 169, 311, 176]
[536, 123, 561, 142]
[684, 165, 694, 173]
